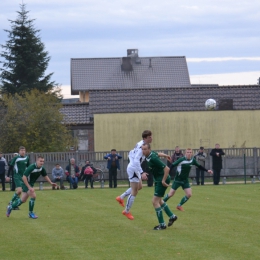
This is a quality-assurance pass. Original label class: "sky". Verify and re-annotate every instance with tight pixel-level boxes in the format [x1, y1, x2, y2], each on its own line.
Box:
[1, 0, 260, 98]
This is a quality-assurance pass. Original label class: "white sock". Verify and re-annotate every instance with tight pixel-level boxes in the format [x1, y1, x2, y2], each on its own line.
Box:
[120, 188, 132, 199]
[125, 195, 135, 212]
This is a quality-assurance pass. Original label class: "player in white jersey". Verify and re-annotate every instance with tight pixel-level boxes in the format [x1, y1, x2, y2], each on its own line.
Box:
[116, 130, 152, 220]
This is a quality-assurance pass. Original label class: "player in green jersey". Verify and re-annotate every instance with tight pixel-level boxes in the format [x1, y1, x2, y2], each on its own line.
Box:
[142, 143, 178, 230]
[6, 155, 57, 219]
[7, 146, 30, 209]
[163, 148, 213, 211]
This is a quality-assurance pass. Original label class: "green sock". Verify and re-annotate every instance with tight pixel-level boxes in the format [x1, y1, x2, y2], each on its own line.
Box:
[161, 202, 175, 218]
[155, 207, 165, 226]
[179, 196, 189, 206]
[29, 198, 35, 212]
[12, 198, 22, 209]
[11, 193, 19, 203]
[163, 194, 169, 202]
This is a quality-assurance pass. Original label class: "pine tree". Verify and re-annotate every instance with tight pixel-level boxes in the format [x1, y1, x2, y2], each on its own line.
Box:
[0, 4, 57, 95]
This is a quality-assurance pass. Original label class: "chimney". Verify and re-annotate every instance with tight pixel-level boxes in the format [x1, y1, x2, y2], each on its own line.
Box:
[121, 57, 133, 71]
[127, 49, 141, 64]
[149, 58, 152, 68]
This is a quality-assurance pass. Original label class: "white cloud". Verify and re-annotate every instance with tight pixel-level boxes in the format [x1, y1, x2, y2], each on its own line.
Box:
[190, 71, 260, 85]
[187, 57, 260, 62]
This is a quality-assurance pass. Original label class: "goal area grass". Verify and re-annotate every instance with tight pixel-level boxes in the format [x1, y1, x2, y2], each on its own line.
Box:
[1, 184, 259, 260]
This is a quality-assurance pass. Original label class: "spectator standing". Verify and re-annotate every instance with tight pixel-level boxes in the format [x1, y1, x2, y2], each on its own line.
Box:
[65, 158, 80, 189]
[168, 146, 184, 179]
[0, 152, 8, 191]
[80, 160, 97, 189]
[104, 149, 122, 188]
[7, 153, 18, 191]
[52, 163, 65, 190]
[194, 147, 207, 185]
[210, 144, 225, 185]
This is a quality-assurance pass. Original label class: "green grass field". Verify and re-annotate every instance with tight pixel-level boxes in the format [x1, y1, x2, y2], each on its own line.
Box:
[1, 184, 259, 260]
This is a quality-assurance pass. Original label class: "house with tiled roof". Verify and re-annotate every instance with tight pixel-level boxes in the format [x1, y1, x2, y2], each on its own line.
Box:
[67, 49, 260, 151]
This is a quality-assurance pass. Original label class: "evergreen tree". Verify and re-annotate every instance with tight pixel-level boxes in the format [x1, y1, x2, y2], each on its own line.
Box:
[0, 4, 58, 95]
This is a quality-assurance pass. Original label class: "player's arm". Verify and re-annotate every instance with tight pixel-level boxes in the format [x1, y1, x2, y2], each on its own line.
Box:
[133, 147, 148, 180]
[193, 159, 213, 174]
[44, 175, 57, 187]
[162, 165, 170, 187]
[158, 152, 171, 162]
[41, 167, 57, 187]
[22, 167, 34, 192]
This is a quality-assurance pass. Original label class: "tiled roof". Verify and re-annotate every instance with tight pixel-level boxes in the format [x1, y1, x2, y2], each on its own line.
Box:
[61, 103, 91, 125]
[88, 85, 260, 114]
[70, 56, 191, 93]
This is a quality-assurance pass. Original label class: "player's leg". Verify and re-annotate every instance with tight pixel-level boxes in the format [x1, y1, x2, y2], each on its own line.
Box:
[28, 190, 38, 219]
[152, 196, 166, 230]
[177, 183, 192, 211]
[163, 180, 179, 202]
[157, 178, 178, 227]
[6, 191, 28, 217]
[8, 175, 23, 210]
[116, 165, 134, 206]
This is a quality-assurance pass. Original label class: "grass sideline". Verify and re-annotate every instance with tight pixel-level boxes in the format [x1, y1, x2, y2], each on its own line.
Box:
[1, 184, 260, 260]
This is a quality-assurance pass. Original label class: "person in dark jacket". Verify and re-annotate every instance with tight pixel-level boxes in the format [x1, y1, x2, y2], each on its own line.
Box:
[65, 158, 80, 189]
[210, 144, 225, 185]
[7, 153, 18, 191]
[80, 160, 97, 189]
[0, 152, 8, 191]
[104, 149, 122, 188]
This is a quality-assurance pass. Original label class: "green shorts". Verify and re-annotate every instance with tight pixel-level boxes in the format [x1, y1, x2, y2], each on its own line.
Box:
[154, 176, 171, 198]
[13, 174, 23, 188]
[171, 178, 190, 190]
[21, 182, 34, 193]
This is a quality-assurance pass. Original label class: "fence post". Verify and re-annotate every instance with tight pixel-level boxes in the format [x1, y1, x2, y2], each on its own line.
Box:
[244, 153, 246, 184]
[253, 147, 257, 176]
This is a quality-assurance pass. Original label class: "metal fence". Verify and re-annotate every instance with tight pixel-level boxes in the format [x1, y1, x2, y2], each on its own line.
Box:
[3, 147, 260, 181]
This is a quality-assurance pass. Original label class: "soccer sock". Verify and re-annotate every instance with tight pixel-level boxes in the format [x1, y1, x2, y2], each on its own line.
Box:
[163, 194, 169, 202]
[12, 198, 23, 209]
[11, 193, 19, 203]
[179, 196, 189, 206]
[155, 207, 165, 226]
[161, 202, 175, 218]
[125, 194, 135, 212]
[29, 198, 35, 212]
[121, 188, 132, 199]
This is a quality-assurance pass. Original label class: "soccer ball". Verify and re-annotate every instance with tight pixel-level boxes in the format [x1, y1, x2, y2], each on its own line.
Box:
[205, 99, 216, 110]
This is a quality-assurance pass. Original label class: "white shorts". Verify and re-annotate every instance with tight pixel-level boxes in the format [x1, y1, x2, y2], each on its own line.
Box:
[127, 164, 141, 183]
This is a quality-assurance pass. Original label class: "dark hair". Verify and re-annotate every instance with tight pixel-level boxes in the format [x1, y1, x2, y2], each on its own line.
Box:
[111, 149, 116, 152]
[56, 163, 60, 166]
[19, 146, 26, 151]
[200, 147, 204, 150]
[37, 155, 44, 160]
[142, 130, 152, 139]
